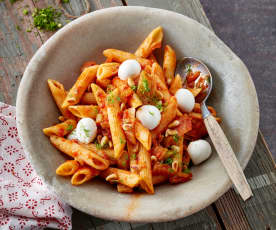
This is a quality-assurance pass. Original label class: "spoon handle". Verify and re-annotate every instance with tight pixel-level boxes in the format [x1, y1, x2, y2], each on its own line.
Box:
[204, 115, 253, 201]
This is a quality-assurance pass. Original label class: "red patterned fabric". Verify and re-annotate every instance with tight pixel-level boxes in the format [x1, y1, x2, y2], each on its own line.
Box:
[0, 102, 72, 229]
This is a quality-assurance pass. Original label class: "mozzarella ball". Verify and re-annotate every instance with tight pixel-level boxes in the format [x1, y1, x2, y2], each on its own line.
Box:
[76, 118, 97, 144]
[67, 129, 78, 140]
[175, 89, 195, 112]
[187, 139, 212, 165]
[118, 59, 141, 80]
[136, 105, 161, 130]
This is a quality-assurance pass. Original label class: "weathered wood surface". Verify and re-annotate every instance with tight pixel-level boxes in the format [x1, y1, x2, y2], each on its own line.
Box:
[1, 0, 275, 229]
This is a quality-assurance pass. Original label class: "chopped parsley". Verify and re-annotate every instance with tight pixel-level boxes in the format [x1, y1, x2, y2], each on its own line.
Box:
[26, 28, 32, 32]
[32, 7, 62, 32]
[23, 9, 29, 15]
[120, 137, 126, 145]
[182, 168, 191, 174]
[142, 78, 150, 93]
[10, 0, 18, 4]
[116, 96, 121, 102]
[62, 0, 70, 3]
[16, 25, 21, 31]
[168, 168, 174, 173]
[95, 141, 102, 150]
[155, 100, 163, 111]
[164, 157, 173, 165]
[66, 124, 73, 131]
[149, 111, 154, 116]
[94, 107, 98, 113]
[172, 134, 179, 143]
[130, 153, 136, 160]
[83, 128, 90, 137]
[130, 85, 137, 92]
[107, 94, 115, 104]
[186, 64, 192, 73]
[206, 76, 211, 84]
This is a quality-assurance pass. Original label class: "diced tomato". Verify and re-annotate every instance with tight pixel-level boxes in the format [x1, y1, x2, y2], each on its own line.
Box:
[175, 114, 192, 136]
[185, 118, 208, 140]
[152, 146, 168, 161]
[57, 128, 65, 137]
[152, 163, 175, 176]
[169, 172, 192, 184]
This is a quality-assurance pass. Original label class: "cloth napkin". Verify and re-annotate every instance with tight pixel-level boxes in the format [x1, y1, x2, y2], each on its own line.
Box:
[0, 102, 72, 230]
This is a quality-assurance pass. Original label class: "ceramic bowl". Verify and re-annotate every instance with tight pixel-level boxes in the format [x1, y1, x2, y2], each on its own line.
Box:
[16, 6, 259, 222]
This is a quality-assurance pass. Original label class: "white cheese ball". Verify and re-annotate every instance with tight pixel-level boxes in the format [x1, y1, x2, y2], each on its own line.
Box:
[187, 139, 212, 165]
[67, 129, 78, 140]
[118, 59, 141, 80]
[76, 118, 97, 144]
[175, 88, 195, 112]
[136, 105, 161, 130]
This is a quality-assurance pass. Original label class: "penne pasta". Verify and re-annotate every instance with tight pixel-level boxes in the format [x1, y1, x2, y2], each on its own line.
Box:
[80, 92, 97, 105]
[152, 62, 166, 85]
[169, 74, 182, 95]
[134, 120, 152, 151]
[96, 78, 111, 89]
[47, 79, 74, 119]
[62, 65, 99, 109]
[128, 93, 143, 108]
[91, 83, 106, 108]
[189, 112, 221, 122]
[138, 145, 154, 194]
[151, 96, 177, 140]
[117, 184, 133, 193]
[49, 135, 110, 170]
[106, 89, 126, 159]
[68, 105, 98, 119]
[188, 87, 202, 97]
[172, 136, 184, 173]
[127, 141, 139, 174]
[135, 26, 163, 58]
[97, 62, 120, 80]
[122, 108, 136, 145]
[101, 167, 140, 188]
[193, 103, 216, 116]
[71, 166, 100, 185]
[56, 160, 80, 176]
[43, 119, 76, 137]
[163, 45, 176, 85]
[103, 49, 152, 67]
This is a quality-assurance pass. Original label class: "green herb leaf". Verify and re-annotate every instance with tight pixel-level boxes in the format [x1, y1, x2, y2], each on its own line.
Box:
[186, 64, 192, 73]
[149, 111, 154, 116]
[182, 168, 191, 174]
[172, 134, 179, 143]
[168, 168, 174, 173]
[130, 85, 137, 92]
[16, 25, 21, 31]
[116, 96, 121, 102]
[10, 0, 18, 4]
[23, 9, 29, 15]
[95, 141, 102, 150]
[142, 78, 150, 93]
[120, 137, 126, 145]
[107, 93, 115, 104]
[164, 157, 173, 165]
[32, 7, 62, 32]
[26, 28, 32, 32]
[130, 153, 136, 160]
[66, 124, 73, 131]
[62, 0, 70, 3]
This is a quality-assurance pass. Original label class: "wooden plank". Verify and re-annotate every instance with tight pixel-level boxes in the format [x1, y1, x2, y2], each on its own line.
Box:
[215, 133, 276, 230]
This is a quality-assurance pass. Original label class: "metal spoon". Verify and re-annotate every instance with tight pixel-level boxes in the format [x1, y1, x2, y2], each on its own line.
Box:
[176, 57, 253, 201]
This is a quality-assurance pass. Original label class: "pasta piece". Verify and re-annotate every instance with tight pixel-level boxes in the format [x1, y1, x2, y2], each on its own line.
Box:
[43, 119, 76, 137]
[62, 65, 99, 108]
[169, 172, 192, 184]
[112, 77, 133, 102]
[134, 120, 152, 151]
[68, 105, 98, 119]
[80, 92, 97, 105]
[122, 108, 136, 145]
[152, 175, 168, 185]
[152, 62, 166, 85]
[117, 184, 133, 193]
[193, 103, 217, 116]
[71, 166, 100, 185]
[127, 141, 139, 174]
[189, 112, 221, 122]
[135, 26, 163, 58]
[138, 145, 154, 194]
[80, 61, 96, 72]
[176, 109, 183, 117]
[56, 160, 80, 176]
[58, 116, 65, 122]
[128, 93, 143, 108]
[172, 136, 184, 173]
[106, 89, 126, 159]
[47, 79, 74, 119]
[117, 150, 129, 170]
[169, 74, 182, 95]
[154, 73, 171, 103]
[96, 78, 111, 89]
[97, 62, 120, 79]
[163, 45, 176, 85]
[188, 87, 202, 97]
[101, 167, 140, 188]
[49, 135, 110, 170]
[151, 97, 177, 140]
[103, 49, 152, 67]
[91, 83, 106, 108]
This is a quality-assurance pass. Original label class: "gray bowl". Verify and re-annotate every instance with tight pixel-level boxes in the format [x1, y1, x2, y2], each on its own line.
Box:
[16, 6, 259, 222]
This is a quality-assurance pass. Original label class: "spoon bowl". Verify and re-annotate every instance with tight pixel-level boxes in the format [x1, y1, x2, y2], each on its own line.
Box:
[176, 57, 253, 201]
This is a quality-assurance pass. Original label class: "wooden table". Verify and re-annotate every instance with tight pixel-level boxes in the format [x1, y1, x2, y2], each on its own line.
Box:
[1, 0, 275, 229]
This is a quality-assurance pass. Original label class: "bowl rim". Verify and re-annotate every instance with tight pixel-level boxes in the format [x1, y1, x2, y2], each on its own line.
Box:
[16, 6, 260, 222]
